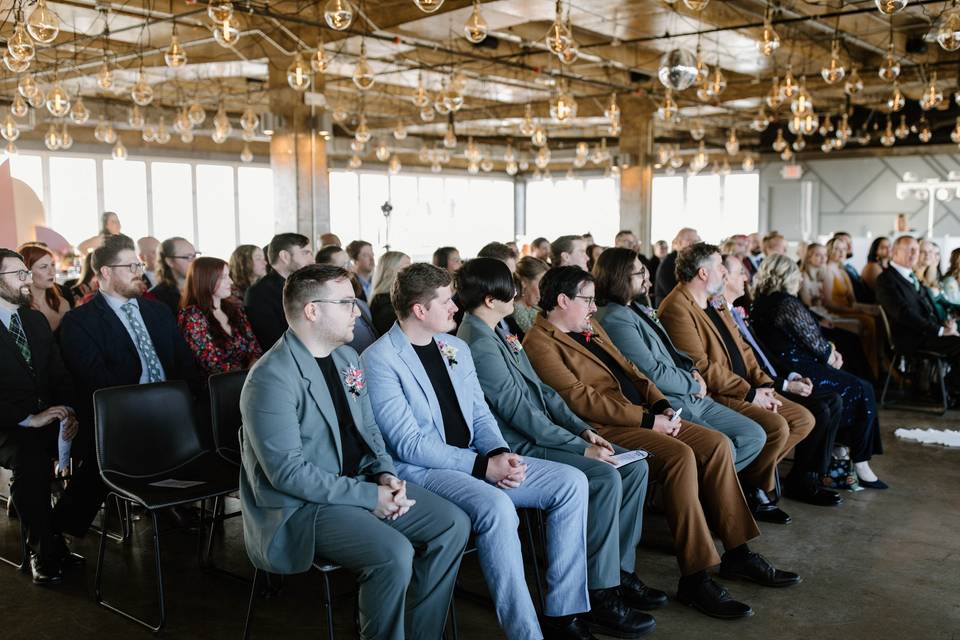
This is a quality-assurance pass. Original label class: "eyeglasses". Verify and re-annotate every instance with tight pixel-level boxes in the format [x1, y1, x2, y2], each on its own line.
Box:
[575, 295, 597, 306]
[105, 262, 146, 274]
[171, 252, 201, 261]
[311, 298, 360, 312]
[0, 269, 31, 282]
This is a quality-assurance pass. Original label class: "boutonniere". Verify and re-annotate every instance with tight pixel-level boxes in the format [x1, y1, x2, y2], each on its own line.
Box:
[436, 340, 458, 366]
[504, 334, 524, 355]
[640, 305, 660, 325]
[343, 366, 365, 399]
[733, 305, 748, 320]
[582, 321, 596, 343]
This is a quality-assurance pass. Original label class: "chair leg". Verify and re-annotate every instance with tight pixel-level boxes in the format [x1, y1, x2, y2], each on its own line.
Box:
[321, 570, 335, 640]
[938, 359, 949, 416]
[881, 355, 896, 408]
[446, 595, 459, 640]
[521, 511, 546, 616]
[242, 568, 261, 640]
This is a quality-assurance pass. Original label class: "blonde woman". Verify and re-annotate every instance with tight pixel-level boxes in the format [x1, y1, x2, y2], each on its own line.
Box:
[941, 248, 960, 306]
[916, 240, 959, 321]
[369, 251, 411, 334]
[821, 236, 881, 377]
[229, 244, 267, 300]
[513, 256, 549, 334]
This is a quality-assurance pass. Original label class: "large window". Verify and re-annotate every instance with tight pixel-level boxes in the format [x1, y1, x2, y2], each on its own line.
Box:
[48, 157, 98, 246]
[329, 171, 515, 261]
[196, 164, 237, 260]
[238, 167, 275, 245]
[7, 154, 43, 202]
[151, 162, 194, 244]
[103, 160, 149, 242]
[525, 177, 620, 246]
[651, 172, 759, 244]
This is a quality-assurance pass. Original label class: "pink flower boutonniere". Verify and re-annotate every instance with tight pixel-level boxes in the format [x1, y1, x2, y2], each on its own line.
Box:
[582, 322, 596, 343]
[504, 334, 524, 355]
[343, 366, 365, 399]
[733, 305, 749, 320]
[436, 340, 459, 366]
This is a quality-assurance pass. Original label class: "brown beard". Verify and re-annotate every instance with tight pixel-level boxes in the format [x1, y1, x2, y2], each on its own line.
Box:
[0, 281, 31, 307]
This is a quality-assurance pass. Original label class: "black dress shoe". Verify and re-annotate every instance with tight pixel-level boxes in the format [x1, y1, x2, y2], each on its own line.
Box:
[676, 575, 752, 619]
[52, 534, 85, 567]
[720, 550, 802, 588]
[751, 503, 792, 524]
[619, 571, 668, 610]
[29, 553, 63, 586]
[784, 483, 843, 506]
[541, 615, 598, 640]
[585, 588, 656, 638]
[859, 478, 888, 490]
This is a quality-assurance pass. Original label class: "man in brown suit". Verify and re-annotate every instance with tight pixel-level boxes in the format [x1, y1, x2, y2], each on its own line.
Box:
[524, 266, 801, 621]
[657, 243, 815, 525]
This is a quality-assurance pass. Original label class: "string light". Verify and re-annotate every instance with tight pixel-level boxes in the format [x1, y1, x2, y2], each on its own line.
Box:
[26, 0, 60, 44]
[936, 3, 960, 51]
[70, 96, 90, 125]
[353, 42, 375, 90]
[821, 39, 846, 84]
[878, 43, 900, 82]
[165, 28, 187, 68]
[414, 0, 445, 13]
[45, 82, 71, 118]
[324, 0, 354, 30]
[287, 52, 311, 91]
[875, 0, 909, 15]
[919, 72, 943, 110]
[464, 1, 488, 43]
[758, 6, 780, 56]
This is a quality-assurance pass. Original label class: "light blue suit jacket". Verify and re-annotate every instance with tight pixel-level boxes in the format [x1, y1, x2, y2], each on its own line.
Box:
[362, 323, 509, 484]
[239, 330, 395, 574]
[456, 312, 591, 456]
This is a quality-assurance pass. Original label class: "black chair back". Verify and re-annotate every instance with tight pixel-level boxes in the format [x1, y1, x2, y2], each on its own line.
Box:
[94, 381, 203, 479]
[208, 369, 248, 457]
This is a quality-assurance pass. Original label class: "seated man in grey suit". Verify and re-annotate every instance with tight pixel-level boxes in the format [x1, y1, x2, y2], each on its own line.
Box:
[456, 258, 661, 635]
[363, 264, 624, 640]
[591, 248, 767, 474]
[239, 264, 470, 640]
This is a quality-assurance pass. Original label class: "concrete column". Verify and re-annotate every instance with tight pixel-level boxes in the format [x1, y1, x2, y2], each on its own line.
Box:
[268, 65, 330, 245]
[618, 96, 655, 253]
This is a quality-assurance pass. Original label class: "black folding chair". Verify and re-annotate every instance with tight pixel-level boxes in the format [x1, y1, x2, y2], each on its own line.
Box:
[0, 475, 28, 573]
[208, 369, 248, 466]
[93, 381, 240, 632]
[242, 559, 342, 640]
[878, 306, 950, 414]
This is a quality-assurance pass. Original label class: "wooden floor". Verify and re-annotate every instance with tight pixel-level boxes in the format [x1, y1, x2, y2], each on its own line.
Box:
[1, 409, 958, 639]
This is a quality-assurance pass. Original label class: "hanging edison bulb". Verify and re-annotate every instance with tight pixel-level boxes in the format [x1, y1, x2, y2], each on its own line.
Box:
[59, 124, 72, 150]
[705, 66, 726, 97]
[412, 81, 430, 108]
[420, 106, 435, 122]
[758, 8, 780, 56]
[780, 67, 798, 99]
[165, 30, 188, 68]
[725, 129, 740, 155]
[791, 78, 814, 116]
[27, 0, 60, 44]
[94, 117, 109, 142]
[690, 120, 706, 141]
[505, 160, 519, 176]
[355, 114, 371, 143]
[545, 0, 572, 54]
[766, 76, 782, 109]
[240, 106, 259, 132]
[350, 139, 365, 154]
[519, 104, 536, 136]
[896, 114, 911, 139]
[3, 50, 30, 73]
[414, 0, 445, 13]
[550, 82, 578, 122]
[324, 0, 353, 30]
[8, 22, 35, 62]
[880, 117, 896, 146]
[353, 43, 375, 90]
[951, 117, 960, 144]
[287, 52, 311, 91]
[45, 82, 70, 118]
[104, 123, 117, 144]
[174, 107, 191, 133]
[27, 90, 43, 109]
[531, 124, 548, 147]
[126, 105, 144, 130]
[464, 137, 482, 163]
[464, 1, 488, 43]
[188, 102, 206, 125]
[837, 113, 852, 140]
[96, 59, 113, 89]
[821, 139, 835, 153]
[208, 1, 233, 22]
[11, 94, 27, 118]
[750, 107, 770, 132]
[821, 39, 846, 84]
[5, 141, 17, 157]
[919, 73, 943, 110]
[792, 135, 806, 152]
[443, 125, 457, 149]
[234, 143, 251, 163]
[780, 147, 794, 162]
[213, 14, 241, 47]
[131, 69, 154, 106]
[311, 43, 328, 73]
[684, 0, 711, 9]
[18, 73, 38, 99]
[690, 141, 708, 172]
[213, 104, 232, 138]
[44, 123, 61, 150]
[844, 66, 863, 95]
[535, 145, 551, 169]
[658, 48, 699, 91]
[388, 154, 402, 175]
[504, 142, 517, 163]
[876, 0, 909, 15]
[142, 121, 157, 143]
[918, 116, 932, 142]
[372, 139, 389, 161]
[604, 94, 620, 125]
[348, 154, 362, 170]
[440, 84, 464, 113]
[657, 90, 678, 122]
[70, 96, 90, 125]
[1, 114, 20, 142]
[772, 128, 787, 152]
[878, 44, 900, 81]
[819, 114, 834, 137]
[111, 135, 126, 160]
[936, 4, 960, 51]
[887, 80, 905, 111]
[392, 121, 407, 141]
[742, 155, 755, 172]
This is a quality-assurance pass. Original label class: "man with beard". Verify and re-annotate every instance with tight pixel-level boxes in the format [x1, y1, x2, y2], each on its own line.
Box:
[0, 248, 106, 584]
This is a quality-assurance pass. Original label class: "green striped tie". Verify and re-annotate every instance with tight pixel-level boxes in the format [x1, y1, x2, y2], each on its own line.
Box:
[9, 313, 32, 368]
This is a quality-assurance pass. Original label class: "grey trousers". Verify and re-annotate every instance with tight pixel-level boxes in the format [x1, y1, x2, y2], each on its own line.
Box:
[536, 447, 648, 590]
[687, 398, 767, 472]
[312, 483, 471, 640]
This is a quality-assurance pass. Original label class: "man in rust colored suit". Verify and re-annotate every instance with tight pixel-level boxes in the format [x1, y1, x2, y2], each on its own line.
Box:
[657, 243, 815, 525]
[524, 266, 801, 621]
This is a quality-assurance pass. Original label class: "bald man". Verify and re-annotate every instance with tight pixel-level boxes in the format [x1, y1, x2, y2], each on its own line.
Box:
[653, 227, 701, 307]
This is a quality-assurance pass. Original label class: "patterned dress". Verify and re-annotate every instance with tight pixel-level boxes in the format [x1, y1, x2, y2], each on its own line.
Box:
[751, 291, 882, 464]
[178, 304, 262, 375]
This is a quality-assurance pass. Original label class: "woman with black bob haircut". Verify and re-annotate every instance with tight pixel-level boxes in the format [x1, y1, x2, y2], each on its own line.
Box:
[455, 258, 667, 626]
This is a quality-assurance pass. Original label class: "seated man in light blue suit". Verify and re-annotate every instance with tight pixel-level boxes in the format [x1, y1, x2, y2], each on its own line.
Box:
[239, 264, 470, 640]
[456, 258, 662, 636]
[363, 263, 601, 640]
[591, 248, 766, 473]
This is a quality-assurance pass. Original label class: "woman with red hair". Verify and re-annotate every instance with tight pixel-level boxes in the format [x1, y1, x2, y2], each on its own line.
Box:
[178, 257, 262, 376]
[17, 243, 71, 331]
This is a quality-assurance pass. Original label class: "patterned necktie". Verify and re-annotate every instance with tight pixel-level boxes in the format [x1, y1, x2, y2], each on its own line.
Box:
[9, 313, 32, 368]
[731, 308, 778, 379]
[909, 272, 921, 292]
[120, 302, 164, 383]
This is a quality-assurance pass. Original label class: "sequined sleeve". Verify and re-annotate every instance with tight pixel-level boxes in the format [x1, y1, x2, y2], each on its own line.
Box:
[773, 295, 832, 363]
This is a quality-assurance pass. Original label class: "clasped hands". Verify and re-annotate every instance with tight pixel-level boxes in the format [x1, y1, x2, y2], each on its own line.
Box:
[652, 407, 682, 438]
[486, 452, 527, 489]
[374, 474, 416, 520]
[752, 387, 783, 412]
[24, 405, 78, 441]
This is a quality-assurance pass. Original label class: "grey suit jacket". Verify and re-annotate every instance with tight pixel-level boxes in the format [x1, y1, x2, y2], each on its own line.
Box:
[594, 302, 708, 415]
[362, 323, 509, 484]
[457, 312, 590, 456]
[239, 330, 395, 574]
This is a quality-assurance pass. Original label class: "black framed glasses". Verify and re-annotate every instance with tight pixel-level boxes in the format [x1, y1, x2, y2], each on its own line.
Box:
[0, 269, 31, 282]
[105, 262, 146, 274]
[311, 298, 360, 312]
[575, 295, 597, 306]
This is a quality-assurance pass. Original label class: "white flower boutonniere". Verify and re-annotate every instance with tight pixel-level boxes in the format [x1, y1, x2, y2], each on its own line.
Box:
[343, 366, 365, 399]
[436, 340, 459, 366]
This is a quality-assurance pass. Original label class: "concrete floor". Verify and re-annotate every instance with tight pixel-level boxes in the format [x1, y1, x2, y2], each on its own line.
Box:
[1, 409, 958, 640]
